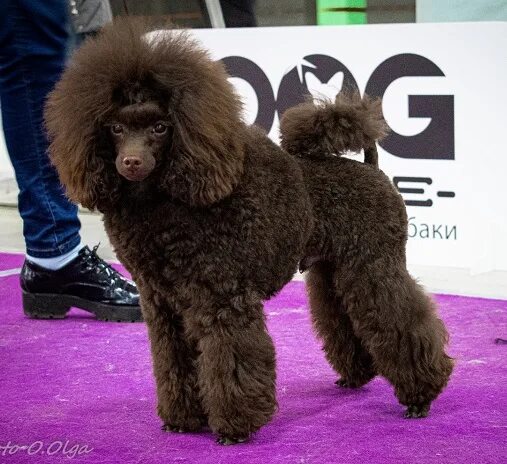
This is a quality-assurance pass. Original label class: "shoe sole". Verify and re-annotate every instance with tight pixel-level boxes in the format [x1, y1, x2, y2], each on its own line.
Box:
[22, 291, 143, 322]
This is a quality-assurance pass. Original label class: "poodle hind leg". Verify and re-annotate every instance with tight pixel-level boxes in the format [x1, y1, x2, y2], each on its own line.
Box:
[143, 297, 206, 433]
[344, 263, 453, 418]
[307, 262, 376, 389]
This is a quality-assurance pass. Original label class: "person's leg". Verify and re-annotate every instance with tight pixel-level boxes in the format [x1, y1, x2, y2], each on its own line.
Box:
[0, 1, 142, 322]
[0, 0, 81, 260]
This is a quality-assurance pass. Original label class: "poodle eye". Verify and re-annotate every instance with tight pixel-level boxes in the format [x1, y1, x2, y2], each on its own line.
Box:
[111, 124, 124, 135]
[153, 123, 167, 135]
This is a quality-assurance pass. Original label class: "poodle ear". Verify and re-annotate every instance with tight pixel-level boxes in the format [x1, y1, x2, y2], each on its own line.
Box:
[158, 62, 246, 206]
[45, 95, 119, 212]
[162, 112, 245, 206]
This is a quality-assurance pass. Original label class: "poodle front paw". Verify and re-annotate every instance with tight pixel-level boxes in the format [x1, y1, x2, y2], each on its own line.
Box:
[336, 378, 360, 388]
[335, 376, 372, 389]
[162, 424, 191, 433]
[216, 435, 249, 446]
[161, 416, 205, 433]
[404, 403, 430, 419]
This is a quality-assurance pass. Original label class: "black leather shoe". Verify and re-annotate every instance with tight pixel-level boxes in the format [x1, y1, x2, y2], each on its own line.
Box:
[21, 245, 142, 322]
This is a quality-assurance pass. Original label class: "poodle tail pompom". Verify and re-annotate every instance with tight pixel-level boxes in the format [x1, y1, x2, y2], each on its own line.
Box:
[279, 92, 388, 168]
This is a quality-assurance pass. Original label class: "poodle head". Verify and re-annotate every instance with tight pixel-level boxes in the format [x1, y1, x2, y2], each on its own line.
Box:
[45, 19, 246, 212]
[107, 87, 170, 183]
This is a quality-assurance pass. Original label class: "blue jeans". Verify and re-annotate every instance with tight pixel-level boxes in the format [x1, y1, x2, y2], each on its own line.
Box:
[0, 0, 81, 258]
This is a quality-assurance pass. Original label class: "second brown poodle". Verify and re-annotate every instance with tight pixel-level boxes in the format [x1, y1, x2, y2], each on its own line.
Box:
[44, 20, 453, 445]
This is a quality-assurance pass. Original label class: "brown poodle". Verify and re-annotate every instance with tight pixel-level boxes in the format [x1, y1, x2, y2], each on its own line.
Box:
[44, 20, 453, 445]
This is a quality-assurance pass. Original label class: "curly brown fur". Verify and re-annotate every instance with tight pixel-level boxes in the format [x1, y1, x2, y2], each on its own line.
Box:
[280, 93, 388, 167]
[300, 154, 453, 417]
[307, 261, 377, 389]
[45, 19, 453, 444]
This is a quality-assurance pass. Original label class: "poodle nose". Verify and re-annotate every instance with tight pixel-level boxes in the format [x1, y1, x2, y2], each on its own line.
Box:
[122, 156, 143, 170]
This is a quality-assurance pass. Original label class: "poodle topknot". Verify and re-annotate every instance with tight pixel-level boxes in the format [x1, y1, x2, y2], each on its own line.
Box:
[45, 18, 452, 445]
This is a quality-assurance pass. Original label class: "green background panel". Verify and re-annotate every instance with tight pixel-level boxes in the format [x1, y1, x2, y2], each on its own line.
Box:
[317, 0, 367, 25]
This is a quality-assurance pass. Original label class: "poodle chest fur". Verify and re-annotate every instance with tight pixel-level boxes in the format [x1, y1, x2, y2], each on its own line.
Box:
[103, 142, 315, 316]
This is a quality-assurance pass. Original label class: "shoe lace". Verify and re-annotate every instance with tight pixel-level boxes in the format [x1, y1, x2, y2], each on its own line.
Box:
[84, 244, 124, 283]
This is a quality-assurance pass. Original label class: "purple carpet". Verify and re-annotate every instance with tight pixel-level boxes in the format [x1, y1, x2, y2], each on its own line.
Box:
[0, 252, 505, 464]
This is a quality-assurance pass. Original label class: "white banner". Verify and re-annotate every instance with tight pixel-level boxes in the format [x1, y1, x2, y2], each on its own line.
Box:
[190, 22, 507, 272]
[1, 23, 505, 273]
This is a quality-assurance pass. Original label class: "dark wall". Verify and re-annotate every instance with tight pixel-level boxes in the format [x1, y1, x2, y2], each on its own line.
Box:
[109, 0, 415, 27]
